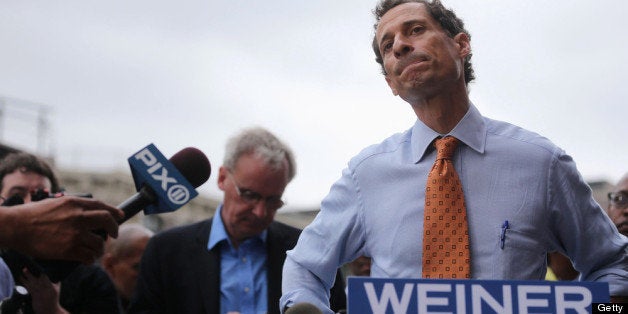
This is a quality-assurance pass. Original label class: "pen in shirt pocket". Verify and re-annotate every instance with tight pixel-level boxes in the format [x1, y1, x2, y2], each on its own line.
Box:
[500, 220, 509, 249]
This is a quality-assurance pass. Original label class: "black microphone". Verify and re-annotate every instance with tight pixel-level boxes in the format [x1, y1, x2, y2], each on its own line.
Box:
[285, 303, 324, 314]
[117, 147, 211, 224]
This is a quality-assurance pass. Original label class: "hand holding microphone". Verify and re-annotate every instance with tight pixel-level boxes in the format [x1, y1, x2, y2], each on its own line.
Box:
[1, 145, 211, 283]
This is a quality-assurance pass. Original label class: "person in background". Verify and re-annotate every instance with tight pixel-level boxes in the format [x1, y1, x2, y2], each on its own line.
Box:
[342, 255, 371, 297]
[280, 1, 627, 312]
[547, 173, 628, 282]
[130, 127, 346, 314]
[546, 252, 579, 281]
[346, 255, 371, 278]
[607, 173, 628, 237]
[102, 224, 154, 313]
[0, 152, 120, 313]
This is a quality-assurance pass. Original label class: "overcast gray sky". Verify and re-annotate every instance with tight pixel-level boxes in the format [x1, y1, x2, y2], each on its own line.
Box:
[1, 0, 626, 210]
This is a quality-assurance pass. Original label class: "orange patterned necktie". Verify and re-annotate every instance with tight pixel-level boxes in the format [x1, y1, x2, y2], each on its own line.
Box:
[422, 136, 471, 279]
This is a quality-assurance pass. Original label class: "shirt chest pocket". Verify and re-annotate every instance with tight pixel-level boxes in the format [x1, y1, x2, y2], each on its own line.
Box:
[490, 226, 547, 280]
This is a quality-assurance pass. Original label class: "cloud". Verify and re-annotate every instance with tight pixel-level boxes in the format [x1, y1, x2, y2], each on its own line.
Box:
[1, 0, 626, 209]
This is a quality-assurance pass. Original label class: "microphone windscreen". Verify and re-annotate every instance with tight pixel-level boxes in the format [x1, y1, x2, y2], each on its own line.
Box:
[285, 303, 323, 314]
[169, 147, 211, 188]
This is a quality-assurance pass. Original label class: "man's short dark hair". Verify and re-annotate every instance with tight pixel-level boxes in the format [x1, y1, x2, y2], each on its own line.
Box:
[372, 0, 475, 84]
[0, 152, 60, 193]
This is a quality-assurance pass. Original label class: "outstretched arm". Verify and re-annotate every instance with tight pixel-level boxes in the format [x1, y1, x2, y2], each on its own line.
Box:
[0, 196, 123, 264]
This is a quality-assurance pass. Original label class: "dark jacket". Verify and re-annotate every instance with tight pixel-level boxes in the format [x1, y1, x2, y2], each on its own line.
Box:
[128, 219, 346, 314]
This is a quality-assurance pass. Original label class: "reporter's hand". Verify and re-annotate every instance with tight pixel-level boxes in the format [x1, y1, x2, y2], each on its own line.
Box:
[1, 196, 124, 264]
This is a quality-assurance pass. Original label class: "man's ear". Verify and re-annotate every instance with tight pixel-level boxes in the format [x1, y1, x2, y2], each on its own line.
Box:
[454, 32, 471, 58]
[385, 76, 399, 96]
[217, 166, 228, 191]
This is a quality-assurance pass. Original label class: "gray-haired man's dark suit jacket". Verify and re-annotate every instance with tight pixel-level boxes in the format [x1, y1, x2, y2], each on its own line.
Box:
[128, 218, 346, 314]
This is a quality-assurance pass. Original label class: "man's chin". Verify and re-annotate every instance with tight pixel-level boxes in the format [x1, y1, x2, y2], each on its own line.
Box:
[242, 224, 265, 237]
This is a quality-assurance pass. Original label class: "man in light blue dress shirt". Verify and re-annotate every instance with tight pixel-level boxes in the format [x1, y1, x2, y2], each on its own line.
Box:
[607, 173, 628, 237]
[280, 0, 628, 312]
[130, 127, 347, 314]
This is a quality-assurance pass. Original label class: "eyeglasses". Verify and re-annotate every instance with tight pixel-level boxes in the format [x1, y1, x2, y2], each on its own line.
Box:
[1, 188, 52, 205]
[608, 192, 628, 209]
[228, 172, 285, 210]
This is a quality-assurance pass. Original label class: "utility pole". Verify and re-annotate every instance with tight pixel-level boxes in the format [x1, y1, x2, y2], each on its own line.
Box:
[36, 104, 51, 156]
[0, 95, 53, 157]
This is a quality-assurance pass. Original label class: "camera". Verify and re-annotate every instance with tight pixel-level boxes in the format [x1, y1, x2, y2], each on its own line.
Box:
[0, 189, 94, 313]
[1, 189, 93, 282]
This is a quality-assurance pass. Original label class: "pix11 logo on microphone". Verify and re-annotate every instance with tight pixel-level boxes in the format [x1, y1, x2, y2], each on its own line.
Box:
[128, 143, 198, 214]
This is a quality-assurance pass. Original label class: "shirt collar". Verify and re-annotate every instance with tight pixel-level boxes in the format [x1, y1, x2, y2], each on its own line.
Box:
[207, 204, 268, 251]
[412, 102, 486, 163]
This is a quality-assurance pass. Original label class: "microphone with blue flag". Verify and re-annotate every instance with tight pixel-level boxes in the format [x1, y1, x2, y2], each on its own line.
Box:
[0, 144, 211, 290]
[118, 143, 211, 223]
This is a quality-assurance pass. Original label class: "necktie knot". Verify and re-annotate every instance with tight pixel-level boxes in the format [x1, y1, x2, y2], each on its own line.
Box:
[434, 136, 459, 160]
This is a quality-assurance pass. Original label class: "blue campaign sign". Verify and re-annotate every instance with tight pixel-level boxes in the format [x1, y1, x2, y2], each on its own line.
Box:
[347, 277, 609, 314]
[128, 143, 198, 214]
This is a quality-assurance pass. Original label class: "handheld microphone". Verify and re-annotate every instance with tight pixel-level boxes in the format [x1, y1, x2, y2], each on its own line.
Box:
[117, 147, 211, 224]
[1, 146, 212, 286]
[285, 303, 324, 314]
